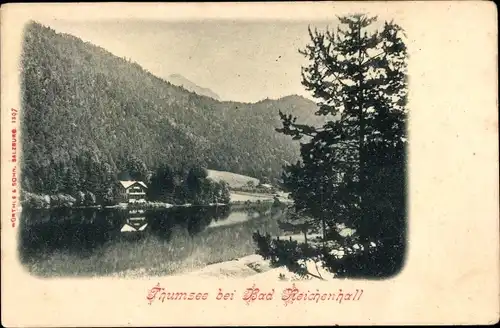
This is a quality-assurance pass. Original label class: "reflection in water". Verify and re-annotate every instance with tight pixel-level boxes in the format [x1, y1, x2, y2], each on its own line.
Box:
[18, 204, 285, 277]
[120, 219, 148, 232]
[121, 209, 147, 232]
[20, 206, 233, 256]
[19, 208, 120, 258]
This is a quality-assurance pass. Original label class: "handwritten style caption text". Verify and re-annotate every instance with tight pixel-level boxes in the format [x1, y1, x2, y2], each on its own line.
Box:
[147, 283, 364, 306]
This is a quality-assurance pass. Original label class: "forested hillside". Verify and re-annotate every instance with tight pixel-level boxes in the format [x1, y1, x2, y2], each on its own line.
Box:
[20, 22, 322, 198]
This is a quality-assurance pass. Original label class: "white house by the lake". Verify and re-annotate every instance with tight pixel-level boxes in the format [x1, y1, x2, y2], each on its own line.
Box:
[119, 180, 148, 203]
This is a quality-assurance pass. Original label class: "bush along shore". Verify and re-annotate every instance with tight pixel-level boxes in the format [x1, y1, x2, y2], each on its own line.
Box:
[20, 164, 236, 210]
[20, 191, 234, 210]
[19, 191, 285, 210]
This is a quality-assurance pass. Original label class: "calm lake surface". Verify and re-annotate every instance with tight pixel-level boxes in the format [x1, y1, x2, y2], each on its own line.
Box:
[19, 205, 285, 277]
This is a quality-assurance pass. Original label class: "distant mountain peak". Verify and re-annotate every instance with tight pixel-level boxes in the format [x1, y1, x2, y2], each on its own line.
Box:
[280, 94, 311, 101]
[277, 94, 316, 104]
[166, 74, 221, 100]
[257, 94, 316, 105]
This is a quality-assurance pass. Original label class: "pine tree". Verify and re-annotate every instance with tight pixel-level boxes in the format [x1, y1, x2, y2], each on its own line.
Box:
[62, 161, 80, 195]
[148, 164, 175, 202]
[254, 14, 408, 279]
[186, 165, 208, 203]
[126, 155, 149, 181]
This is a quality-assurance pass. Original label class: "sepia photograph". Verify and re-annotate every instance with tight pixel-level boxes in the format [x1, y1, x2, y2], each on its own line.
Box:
[1, 2, 498, 326]
[18, 14, 407, 280]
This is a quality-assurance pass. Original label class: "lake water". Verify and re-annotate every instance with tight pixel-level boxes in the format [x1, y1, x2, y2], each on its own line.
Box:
[19, 204, 286, 277]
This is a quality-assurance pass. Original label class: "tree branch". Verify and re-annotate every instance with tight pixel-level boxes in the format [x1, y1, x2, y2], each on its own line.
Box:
[361, 51, 386, 66]
[305, 269, 325, 280]
[313, 260, 324, 280]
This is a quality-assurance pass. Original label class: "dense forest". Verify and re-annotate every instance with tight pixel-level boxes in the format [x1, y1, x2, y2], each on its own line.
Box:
[20, 22, 323, 202]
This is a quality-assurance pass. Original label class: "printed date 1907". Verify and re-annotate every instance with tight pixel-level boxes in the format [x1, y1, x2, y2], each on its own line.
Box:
[11, 108, 18, 228]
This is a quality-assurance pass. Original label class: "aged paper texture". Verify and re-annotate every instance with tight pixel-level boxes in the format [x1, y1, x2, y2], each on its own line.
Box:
[1, 2, 499, 326]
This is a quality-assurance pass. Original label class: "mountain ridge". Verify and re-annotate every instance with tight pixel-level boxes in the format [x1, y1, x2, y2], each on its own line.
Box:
[20, 22, 324, 196]
[166, 73, 221, 100]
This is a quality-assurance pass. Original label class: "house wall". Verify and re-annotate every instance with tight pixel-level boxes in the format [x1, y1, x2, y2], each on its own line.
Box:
[126, 185, 146, 194]
[125, 183, 147, 203]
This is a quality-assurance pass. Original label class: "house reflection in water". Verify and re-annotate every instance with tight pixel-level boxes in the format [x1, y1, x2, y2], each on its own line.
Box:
[120, 209, 147, 233]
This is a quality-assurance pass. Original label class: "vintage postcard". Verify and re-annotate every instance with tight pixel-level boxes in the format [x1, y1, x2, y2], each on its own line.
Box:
[1, 2, 498, 326]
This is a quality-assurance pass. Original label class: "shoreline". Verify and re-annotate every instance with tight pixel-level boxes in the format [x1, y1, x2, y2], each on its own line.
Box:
[20, 190, 291, 211]
[113, 233, 330, 281]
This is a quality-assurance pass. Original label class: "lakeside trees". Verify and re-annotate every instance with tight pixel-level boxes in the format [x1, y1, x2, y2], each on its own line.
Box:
[147, 165, 231, 205]
[21, 150, 120, 206]
[253, 14, 408, 278]
[22, 157, 231, 208]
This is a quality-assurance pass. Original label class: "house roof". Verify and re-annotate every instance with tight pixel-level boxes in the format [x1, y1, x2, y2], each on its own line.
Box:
[120, 223, 148, 232]
[119, 180, 148, 189]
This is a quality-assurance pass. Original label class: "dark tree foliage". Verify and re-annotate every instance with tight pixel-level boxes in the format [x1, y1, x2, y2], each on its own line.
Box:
[20, 22, 325, 199]
[254, 14, 408, 279]
[147, 164, 176, 202]
[186, 165, 208, 196]
[147, 165, 231, 205]
[117, 154, 149, 182]
[102, 181, 123, 206]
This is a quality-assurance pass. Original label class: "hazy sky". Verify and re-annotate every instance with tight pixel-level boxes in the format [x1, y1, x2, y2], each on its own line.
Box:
[38, 19, 335, 102]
